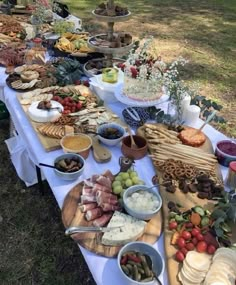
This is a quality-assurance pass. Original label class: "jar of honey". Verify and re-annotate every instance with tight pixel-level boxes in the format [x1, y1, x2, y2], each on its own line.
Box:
[102, 68, 118, 83]
[225, 161, 236, 189]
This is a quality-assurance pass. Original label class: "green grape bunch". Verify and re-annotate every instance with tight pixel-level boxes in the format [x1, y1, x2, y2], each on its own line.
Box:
[112, 168, 145, 197]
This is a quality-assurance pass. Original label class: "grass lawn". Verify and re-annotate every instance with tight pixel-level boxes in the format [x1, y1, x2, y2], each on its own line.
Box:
[0, 1, 235, 285]
[65, 0, 236, 136]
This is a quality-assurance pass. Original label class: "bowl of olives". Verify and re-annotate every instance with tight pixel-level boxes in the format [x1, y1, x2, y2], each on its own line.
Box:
[54, 153, 85, 180]
[97, 123, 125, 146]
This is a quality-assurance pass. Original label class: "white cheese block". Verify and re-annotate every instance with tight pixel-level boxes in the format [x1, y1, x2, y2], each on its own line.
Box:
[28, 100, 63, 123]
[101, 211, 146, 246]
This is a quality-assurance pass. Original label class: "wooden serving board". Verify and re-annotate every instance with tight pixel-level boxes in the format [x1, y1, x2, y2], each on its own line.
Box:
[61, 182, 163, 257]
[16, 93, 126, 152]
[136, 123, 226, 285]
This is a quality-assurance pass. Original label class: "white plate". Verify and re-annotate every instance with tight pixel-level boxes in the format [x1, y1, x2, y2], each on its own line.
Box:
[114, 85, 170, 107]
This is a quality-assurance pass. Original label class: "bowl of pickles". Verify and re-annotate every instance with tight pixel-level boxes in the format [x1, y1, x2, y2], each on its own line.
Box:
[117, 241, 164, 284]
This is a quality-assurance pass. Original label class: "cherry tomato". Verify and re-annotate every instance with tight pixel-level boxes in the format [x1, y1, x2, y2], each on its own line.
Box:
[192, 237, 198, 246]
[177, 237, 186, 249]
[175, 250, 185, 262]
[186, 242, 195, 251]
[169, 221, 178, 230]
[196, 241, 207, 253]
[180, 247, 188, 256]
[191, 228, 200, 237]
[181, 231, 191, 240]
[76, 102, 82, 110]
[207, 244, 216, 255]
[196, 233, 204, 241]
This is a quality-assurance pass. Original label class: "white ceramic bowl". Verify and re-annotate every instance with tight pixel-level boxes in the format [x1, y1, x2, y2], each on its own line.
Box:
[117, 241, 164, 285]
[123, 185, 162, 221]
[54, 153, 85, 181]
[97, 123, 125, 146]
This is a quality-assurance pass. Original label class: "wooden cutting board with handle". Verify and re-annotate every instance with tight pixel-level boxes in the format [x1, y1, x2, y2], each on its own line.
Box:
[61, 180, 163, 257]
[90, 135, 112, 163]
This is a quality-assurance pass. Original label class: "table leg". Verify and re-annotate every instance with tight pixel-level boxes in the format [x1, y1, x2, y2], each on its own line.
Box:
[36, 165, 44, 195]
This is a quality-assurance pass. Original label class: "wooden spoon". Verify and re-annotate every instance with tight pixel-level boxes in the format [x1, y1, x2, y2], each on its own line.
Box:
[127, 127, 139, 149]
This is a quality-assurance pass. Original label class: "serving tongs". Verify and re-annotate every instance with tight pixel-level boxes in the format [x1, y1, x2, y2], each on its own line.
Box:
[65, 225, 123, 235]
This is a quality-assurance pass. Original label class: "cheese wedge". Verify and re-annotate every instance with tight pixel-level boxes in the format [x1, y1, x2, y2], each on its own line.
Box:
[101, 211, 146, 246]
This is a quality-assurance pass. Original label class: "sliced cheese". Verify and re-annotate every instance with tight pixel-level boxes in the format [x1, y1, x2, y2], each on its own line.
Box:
[101, 211, 146, 246]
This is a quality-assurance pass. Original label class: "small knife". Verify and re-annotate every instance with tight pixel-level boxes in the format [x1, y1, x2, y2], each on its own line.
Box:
[65, 226, 123, 235]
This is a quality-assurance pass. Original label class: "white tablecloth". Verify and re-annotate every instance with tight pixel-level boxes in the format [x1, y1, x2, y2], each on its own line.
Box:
[0, 66, 230, 285]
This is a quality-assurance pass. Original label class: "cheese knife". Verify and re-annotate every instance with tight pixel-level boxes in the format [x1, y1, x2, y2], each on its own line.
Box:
[65, 225, 123, 235]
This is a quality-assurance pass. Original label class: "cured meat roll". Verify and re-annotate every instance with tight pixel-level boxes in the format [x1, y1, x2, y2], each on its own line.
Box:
[85, 207, 103, 221]
[92, 212, 113, 227]
[79, 203, 97, 213]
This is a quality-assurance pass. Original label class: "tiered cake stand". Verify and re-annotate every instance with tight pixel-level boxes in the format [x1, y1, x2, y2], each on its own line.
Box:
[87, 0, 133, 67]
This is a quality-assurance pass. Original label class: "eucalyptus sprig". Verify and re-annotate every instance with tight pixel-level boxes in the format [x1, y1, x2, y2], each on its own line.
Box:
[210, 190, 236, 245]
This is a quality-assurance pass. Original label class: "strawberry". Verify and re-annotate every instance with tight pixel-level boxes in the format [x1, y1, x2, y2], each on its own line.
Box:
[74, 80, 81, 85]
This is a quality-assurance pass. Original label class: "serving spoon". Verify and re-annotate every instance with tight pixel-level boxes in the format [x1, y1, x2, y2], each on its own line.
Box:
[39, 162, 57, 169]
[127, 127, 139, 149]
[144, 254, 163, 285]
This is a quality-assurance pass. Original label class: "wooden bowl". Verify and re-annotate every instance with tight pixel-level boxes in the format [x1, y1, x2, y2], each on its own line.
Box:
[121, 135, 148, 160]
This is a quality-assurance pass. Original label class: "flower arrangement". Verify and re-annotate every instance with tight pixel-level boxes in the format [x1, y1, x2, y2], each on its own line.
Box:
[120, 37, 189, 105]
[120, 37, 225, 124]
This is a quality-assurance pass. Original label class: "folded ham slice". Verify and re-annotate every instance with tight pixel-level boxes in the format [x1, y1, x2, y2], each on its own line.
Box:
[85, 207, 103, 221]
[101, 203, 121, 212]
[92, 212, 113, 227]
[79, 203, 97, 213]
[92, 183, 112, 193]
[96, 191, 118, 206]
[96, 175, 112, 188]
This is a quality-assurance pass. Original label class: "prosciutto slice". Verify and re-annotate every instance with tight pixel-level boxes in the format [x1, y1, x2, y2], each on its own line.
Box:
[91, 174, 99, 183]
[84, 179, 94, 187]
[92, 212, 113, 227]
[102, 170, 115, 182]
[85, 207, 103, 221]
[92, 183, 112, 193]
[96, 191, 118, 206]
[80, 194, 96, 204]
[101, 203, 121, 212]
[79, 203, 97, 213]
[96, 175, 112, 188]
[82, 185, 93, 195]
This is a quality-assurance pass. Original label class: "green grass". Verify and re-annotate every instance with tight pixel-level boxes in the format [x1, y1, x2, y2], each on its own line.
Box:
[64, 0, 236, 136]
[0, 120, 95, 285]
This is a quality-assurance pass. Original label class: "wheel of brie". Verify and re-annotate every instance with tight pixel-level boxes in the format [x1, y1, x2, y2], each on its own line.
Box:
[28, 100, 63, 123]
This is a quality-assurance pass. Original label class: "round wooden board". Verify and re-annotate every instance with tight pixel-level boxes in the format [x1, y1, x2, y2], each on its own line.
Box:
[61, 181, 163, 257]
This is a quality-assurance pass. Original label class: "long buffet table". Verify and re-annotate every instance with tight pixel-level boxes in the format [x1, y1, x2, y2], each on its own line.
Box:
[0, 65, 230, 285]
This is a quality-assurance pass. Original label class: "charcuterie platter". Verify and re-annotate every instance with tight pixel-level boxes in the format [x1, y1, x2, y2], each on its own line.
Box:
[61, 169, 163, 257]
[16, 84, 126, 152]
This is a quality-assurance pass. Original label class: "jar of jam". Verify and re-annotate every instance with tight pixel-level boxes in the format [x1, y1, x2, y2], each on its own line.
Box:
[225, 161, 236, 189]
[33, 37, 43, 48]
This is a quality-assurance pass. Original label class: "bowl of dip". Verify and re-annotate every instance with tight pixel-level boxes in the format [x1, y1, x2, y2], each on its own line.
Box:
[60, 133, 92, 159]
[215, 140, 236, 167]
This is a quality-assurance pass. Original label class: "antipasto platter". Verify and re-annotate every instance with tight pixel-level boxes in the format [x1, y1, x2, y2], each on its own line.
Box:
[61, 168, 163, 257]
[137, 123, 236, 285]
[16, 84, 125, 152]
